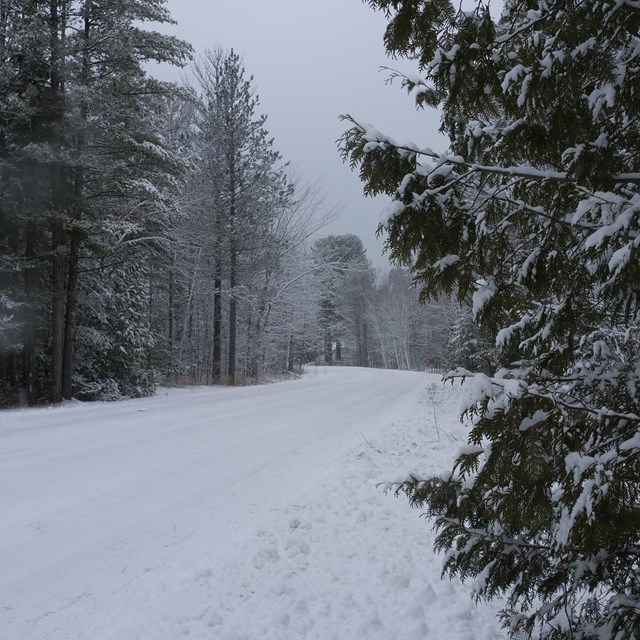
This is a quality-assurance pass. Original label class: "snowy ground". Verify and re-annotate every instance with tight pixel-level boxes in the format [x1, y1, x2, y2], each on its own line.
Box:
[0, 367, 504, 640]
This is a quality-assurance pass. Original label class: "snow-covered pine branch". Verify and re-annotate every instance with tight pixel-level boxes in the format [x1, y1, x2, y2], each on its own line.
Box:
[342, 1, 640, 638]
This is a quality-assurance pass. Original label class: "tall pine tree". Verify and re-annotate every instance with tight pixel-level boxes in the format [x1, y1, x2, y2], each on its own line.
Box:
[0, 0, 191, 404]
[192, 49, 291, 385]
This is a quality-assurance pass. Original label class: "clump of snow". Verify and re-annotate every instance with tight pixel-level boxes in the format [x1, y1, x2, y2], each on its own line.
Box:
[456, 444, 485, 457]
[518, 410, 550, 432]
[433, 254, 461, 271]
[380, 199, 406, 225]
[472, 279, 497, 319]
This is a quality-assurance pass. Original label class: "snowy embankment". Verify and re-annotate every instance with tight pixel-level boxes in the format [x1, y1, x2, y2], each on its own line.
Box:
[0, 367, 504, 640]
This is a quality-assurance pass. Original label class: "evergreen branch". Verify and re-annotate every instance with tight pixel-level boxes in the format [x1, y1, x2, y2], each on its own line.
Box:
[346, 116, 640, 186]
[438, 518, 553, 553]
[526, 388, 640, 423]
[594, 0, 640, 16]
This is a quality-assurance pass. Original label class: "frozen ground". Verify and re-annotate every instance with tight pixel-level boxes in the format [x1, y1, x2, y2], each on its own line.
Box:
[0, 366, 504, 640]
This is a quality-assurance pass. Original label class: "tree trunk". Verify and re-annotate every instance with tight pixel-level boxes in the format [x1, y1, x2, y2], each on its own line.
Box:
[324, 331, 332, 364]
[60, 0, 89, 400]
[179, 246, 202, 365]
[50, 222, 65, 403]
[228, 239, 237, 384]
[168, 251, 175, 377]
[286, 331, 293, 372]
[362, 321, 370, 367]
[24, 233, 39, 406]
[212, 260, 222, 383]
[227, 147, 237, 385]
[61, 231, 80, 399]
[355, 319, 362, 366]
[0, 348, 18, 401]
[49, 0, 68, 402]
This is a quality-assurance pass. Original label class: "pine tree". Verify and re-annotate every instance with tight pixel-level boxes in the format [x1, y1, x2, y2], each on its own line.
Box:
[369, 266, 457, 370]
[335, 253, 375, 367]
[0, 0, 191, 404]
[0, 1, 70, 405]
[312, 234, 370, 365]
[62, 0, 190, 400]
[446, 306, 496, 374]
[167, 55, 329, 386]
[191, 49, 291, 384]
[341, 1, 640, 638]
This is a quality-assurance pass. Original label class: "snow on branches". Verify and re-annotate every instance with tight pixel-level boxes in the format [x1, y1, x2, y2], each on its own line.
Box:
[342, 0, 640, 638]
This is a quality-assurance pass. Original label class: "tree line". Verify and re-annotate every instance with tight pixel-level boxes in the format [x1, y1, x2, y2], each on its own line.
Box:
[0, 1, 471, 407]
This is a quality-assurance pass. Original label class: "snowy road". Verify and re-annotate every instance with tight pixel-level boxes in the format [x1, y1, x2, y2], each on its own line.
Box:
[0, 367, 503, 640]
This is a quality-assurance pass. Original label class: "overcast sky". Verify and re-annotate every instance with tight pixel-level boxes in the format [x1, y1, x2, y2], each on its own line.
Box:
[156, 0, 445, 270]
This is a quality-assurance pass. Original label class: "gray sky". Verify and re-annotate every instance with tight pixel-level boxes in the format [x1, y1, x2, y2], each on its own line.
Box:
[157, 0, 445, 270]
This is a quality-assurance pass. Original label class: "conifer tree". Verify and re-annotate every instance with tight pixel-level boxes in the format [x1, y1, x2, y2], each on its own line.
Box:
[341, 1, 640, 638]
[0, 0, 190, 404]
[312, 234, 370, 364]
[446, 307, 496, 374]
[192, 49, 291, 385]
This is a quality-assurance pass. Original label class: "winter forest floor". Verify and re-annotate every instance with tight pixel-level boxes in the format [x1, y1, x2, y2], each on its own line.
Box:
[0, 367, 505, 640]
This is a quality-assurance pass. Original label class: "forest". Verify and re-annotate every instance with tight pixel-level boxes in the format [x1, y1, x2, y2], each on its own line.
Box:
[3, 1, 640, 638]
[0, 1, 474, 407]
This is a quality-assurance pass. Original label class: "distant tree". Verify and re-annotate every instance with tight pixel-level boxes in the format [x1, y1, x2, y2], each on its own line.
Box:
[240, 182, 333, 379]
[335, 260, 376, 367]
[446, 307, 496, 374]
[312, 234, 371, 365]
[167, 54, 334, 386]
[370, 267, 456, 371]
[342, 1, 640, 639]
[192, 49, 291, 385]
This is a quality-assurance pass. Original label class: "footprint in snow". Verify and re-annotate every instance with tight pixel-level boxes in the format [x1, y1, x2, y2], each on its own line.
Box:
[252, 546, 280, 569]
[284, 536, 310, 557]
[194, 568, 213, 581]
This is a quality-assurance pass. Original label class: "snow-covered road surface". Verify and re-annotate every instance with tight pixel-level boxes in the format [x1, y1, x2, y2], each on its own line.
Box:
[1, 367, 503, 640]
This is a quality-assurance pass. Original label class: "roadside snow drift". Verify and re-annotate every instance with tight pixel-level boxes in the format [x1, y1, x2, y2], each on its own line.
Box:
[0, 367, 504, 640]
